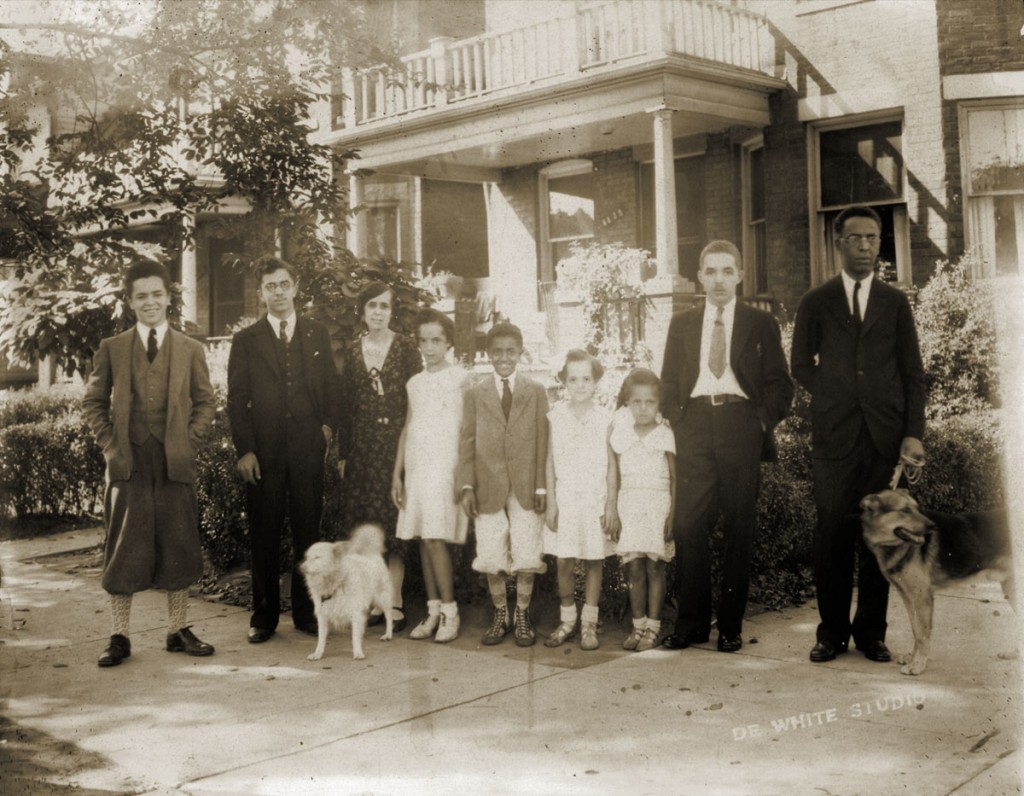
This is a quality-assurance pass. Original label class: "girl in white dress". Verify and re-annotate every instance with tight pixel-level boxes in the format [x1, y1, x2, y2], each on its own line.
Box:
[608, 368, 676, 652]
[391, 309, 468, 642]
[543, 350, 616, 650]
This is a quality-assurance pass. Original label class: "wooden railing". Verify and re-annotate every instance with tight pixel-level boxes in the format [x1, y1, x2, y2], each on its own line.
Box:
[334, 0, 775, 129]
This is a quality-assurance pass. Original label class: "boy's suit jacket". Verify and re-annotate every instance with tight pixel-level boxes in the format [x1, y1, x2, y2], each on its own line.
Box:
[457, 373, 549, 514]
[83, 328, 215, 484]
[661, 300, 793, 460]
[226, 315, 342, 469]
[791, 275, 926, 461]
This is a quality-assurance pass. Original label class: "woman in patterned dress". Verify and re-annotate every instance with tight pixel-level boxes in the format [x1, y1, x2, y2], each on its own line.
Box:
[337, 281, 422, 631]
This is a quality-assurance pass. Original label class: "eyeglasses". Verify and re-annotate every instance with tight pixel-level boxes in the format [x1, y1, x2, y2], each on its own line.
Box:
[841, 234, 881, 246]
[262, 281, 293, 293]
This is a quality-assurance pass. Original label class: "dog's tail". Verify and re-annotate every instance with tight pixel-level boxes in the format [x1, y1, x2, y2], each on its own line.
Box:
[348, 523, 386, 556]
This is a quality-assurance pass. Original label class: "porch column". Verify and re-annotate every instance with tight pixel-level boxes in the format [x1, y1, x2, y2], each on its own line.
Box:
[347, 172, 367, 257]
[180, 222, 197, 328]
[650, 106, 679, 278]
[412, 176, 424, 272]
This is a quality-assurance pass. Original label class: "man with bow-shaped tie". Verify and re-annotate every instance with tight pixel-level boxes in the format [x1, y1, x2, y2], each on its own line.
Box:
[660, 240, 793, 654]
[227, 256, 342, 644]
[791, 206, 926, 665]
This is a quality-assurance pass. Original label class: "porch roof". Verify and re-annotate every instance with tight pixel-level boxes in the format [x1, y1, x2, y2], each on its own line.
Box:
[314, 0, 785, 179]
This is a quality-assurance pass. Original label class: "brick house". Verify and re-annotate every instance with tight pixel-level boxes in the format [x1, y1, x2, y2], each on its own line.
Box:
[3, 0, 1021, 384]
[315, 0, 1024, 366]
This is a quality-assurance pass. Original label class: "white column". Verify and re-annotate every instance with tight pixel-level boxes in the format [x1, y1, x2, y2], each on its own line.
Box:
[412, 176, 423, 272]
[180, 221, 197, 328]
[347, 172, 367, 257]
[651, 107, 679, 278]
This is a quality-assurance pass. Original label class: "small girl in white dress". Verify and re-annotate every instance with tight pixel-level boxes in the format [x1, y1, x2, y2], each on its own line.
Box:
[608, 368, 676, 652]
[543, 350, 616, 650]
[392, 309, 468, 642]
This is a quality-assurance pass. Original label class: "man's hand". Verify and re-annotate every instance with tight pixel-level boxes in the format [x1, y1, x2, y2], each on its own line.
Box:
[460, 488, 478, 519]
[533, 494, 546, 514]
[322, 425, 332, 447]
[236, 452, 261, 485]
[899, 436, 925, 481]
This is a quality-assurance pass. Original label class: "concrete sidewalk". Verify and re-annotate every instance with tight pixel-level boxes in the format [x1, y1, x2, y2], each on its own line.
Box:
[1, 527, 1020, 796]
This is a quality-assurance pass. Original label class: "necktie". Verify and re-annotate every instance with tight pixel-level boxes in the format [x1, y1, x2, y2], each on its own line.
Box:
[709, 306, 726, 379]
[146, 328, 158, 363]
[279, 319, 288, 344]
[852, 281, 863, 327]
[501, 378, 512, 420]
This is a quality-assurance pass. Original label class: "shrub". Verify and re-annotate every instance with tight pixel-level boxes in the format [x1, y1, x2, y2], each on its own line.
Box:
[0, 387, 80, 429]
[914, 254, 999, 420]
[0, 414, 104, 518]
[914, 410, 1004, 513]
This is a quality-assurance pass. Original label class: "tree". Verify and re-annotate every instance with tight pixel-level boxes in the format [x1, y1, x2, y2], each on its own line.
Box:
[0, 0, 404, 376]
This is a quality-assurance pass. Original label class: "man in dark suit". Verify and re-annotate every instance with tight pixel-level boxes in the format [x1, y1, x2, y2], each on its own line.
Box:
[84, 259, 216, 667]
[791, 206, 926, 664]
[661, 240, 793, 653]
[227, 256, 342, 643]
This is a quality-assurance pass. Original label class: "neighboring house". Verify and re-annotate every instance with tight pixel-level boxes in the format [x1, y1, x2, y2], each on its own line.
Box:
[312, 0, 1024, 366]
[3, 0, 1022, 384]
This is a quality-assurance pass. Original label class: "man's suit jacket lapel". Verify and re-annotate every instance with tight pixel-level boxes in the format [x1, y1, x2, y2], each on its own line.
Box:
[481, 378, 507, 424]
[682, 310, 703, 396]
[167, 330, 187, 405]
[823, 276, 854, 334]
[730, 301, 754, 367]
[859, 279, 888, 338]
[111, 329, 135, 420]
[295, 317, 323, 412]
[254, 318, 282, 377]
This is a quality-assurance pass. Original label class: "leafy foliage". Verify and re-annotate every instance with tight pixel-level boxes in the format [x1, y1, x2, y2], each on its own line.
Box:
[913, 253, 999, 420]
[0, 0, 391, 376]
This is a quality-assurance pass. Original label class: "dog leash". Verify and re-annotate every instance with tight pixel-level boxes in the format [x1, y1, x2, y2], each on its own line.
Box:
[888, 456, 924, 490]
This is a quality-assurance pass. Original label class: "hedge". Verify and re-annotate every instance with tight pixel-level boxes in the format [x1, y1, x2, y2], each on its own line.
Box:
[0, 388, 1004, 613]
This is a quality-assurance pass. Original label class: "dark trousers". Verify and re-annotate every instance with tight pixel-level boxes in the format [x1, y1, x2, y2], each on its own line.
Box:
[812, 423, 895, 647]
[672, 400, 762, 639]
[247, 417, 326, 630]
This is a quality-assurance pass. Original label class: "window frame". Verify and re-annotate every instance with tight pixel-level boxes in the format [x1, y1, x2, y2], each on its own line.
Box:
[364, 201, 402, 262]
[807, 111, 911, 285]
[741, 134, 767, 296]
[958, 98, 1024, 277]
[538, 159, 595, 283]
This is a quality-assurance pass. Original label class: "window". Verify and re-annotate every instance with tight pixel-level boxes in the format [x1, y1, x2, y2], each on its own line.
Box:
[209, 237, 245, 336]
[810, 116, 910, 284]
[960, 102, 1024, 277]
[366, 203, 401, 262]
[639, 154, 706, 285]
[539, 160, 595, 282]
[741, 138, 767, 295]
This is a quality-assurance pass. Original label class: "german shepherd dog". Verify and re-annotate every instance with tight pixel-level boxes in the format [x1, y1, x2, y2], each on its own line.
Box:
[860, 489, 1013, 675]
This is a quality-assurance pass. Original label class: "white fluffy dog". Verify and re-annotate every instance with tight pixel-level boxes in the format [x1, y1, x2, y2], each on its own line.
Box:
[299, 524, 393, 660]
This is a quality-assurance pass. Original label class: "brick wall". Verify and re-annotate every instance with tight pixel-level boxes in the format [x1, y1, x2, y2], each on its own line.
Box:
[591, 149, 638, 248]
[937, 0, 1024, 74]
[704, 132, 739, 245]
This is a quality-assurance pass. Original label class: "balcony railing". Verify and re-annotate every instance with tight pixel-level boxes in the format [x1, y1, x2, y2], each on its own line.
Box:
[333, 0, 775, 130]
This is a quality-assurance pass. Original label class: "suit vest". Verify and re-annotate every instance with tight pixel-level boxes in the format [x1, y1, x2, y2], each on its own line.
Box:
[273, 331, 316, 420]
[129, 332, 170, 445]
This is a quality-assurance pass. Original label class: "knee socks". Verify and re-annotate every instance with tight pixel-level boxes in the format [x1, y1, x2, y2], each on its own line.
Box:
[110, 594, 132, 637]
[167, 589, 188, 633]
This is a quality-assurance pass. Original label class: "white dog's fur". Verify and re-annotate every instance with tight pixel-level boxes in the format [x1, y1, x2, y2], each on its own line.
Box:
[299, 524, 393, 660]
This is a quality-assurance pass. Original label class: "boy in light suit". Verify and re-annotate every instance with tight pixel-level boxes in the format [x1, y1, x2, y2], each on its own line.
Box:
[457, 323, 549, 646]
[83, 259, 216, 667]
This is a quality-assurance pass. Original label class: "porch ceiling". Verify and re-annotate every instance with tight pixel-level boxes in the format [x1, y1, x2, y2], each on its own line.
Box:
[322, 56, 783, 181]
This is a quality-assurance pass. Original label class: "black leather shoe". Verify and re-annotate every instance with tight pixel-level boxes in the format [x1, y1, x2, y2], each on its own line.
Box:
[167, 626, 214, 656]
[661, 632, 710, 650]
[295, 622, 319, 636]
[717, 634, 743, 653]
[857, 640, 892, 662]
[809, 640, 846, 662]
[98, 634, 131, 667]
[247, 627, 275, 644]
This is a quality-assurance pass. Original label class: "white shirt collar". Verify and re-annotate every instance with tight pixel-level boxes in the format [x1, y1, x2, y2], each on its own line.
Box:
[493, 370, 516, 394]
[136, 321, 168, 348]
[703, 296, 737, 322]
[840, 270, 873, 313]
[267, 312, 297, 340]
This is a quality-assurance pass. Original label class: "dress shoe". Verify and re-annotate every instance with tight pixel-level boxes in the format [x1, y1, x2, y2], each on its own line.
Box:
[295, 622, 319, 636]
[98, 634, 131, 667]
[857, 640, 892, 662]
[717, 634, 743, 653]
[661, 632, 710, 650]
[166, 626, 214, 656]
[247, 627, 275, 644]
[809, 640, 847, 662]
